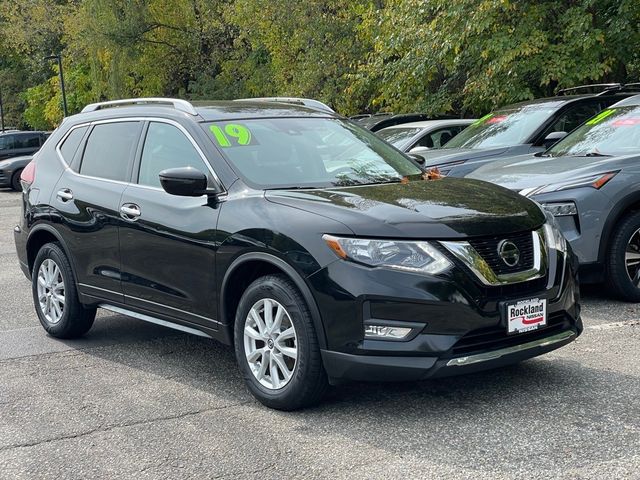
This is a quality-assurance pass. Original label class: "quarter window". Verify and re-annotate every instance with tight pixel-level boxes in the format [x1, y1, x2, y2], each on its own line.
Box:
[80, 122, 141, 182]
[138, 122, 210, 188]
[59, 127, 88, 164]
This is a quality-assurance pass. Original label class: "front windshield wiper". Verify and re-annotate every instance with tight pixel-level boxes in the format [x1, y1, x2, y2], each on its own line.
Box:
[584, 152, 613, 157]
[266, 186, 319, 191]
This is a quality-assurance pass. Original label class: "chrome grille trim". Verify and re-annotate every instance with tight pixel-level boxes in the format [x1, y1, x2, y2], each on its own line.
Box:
[440, 229, 548, 286]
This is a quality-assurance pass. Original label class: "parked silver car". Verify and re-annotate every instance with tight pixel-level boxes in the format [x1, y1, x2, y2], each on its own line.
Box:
[375, 119, 475, 152]
[468, 94, 640, 300]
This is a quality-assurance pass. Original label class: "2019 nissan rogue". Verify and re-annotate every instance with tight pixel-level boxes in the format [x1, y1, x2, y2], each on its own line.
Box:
[14, 98, 582, 410]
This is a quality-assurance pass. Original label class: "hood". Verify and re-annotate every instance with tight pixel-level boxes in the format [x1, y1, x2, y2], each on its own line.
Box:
[265, 178, 544, 239]
[467, 153, 635, 191]
[422, 147, 510, 167]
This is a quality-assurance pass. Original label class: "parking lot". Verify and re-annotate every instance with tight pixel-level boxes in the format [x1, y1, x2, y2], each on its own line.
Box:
[0, 190, 638, 479]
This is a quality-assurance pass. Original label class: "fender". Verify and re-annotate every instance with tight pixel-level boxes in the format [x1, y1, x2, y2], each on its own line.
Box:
[220, 251, 328, 349]
[597, 190, 640, 263]
[26, 223, 78, 276]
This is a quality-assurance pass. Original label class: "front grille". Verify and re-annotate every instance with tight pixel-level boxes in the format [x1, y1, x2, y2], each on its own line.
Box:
[451, 312, 569, 356]
[468, 230, 534, 275]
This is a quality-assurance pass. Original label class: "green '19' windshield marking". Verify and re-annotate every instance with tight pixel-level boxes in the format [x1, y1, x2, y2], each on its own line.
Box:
[472, 113, 493, 126]
[586, 109, 615, 126]
[209, 123, 253, 147]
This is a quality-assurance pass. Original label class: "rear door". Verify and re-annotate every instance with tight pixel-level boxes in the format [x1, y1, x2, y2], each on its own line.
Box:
[118, 120, 222, 329]
[52, 120, 143, 303]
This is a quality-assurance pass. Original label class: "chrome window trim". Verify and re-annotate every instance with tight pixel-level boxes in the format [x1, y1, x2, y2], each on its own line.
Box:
[55, 117, 226, 192]
[440, 229, 548, 286]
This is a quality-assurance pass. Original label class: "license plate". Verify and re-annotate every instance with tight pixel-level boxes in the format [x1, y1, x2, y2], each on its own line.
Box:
[506, 298, 547, 335]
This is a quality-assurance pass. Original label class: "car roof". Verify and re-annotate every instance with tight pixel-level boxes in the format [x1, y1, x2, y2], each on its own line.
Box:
[610, 94, 640, 108]
[498, 92, 635, 111]
[67, 99, 335, 124]
[379, 119, 476, 130]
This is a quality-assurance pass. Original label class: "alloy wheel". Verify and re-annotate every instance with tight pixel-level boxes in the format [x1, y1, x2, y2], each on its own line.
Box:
[243, 298, 298, 390]
[37, 259, 66, 324]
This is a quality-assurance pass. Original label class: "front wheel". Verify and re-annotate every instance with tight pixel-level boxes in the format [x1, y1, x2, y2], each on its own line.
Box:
[234, 274, 328, 410]
[32, 243, 96, 338]
[11, 169, 23, 191]
[607, 211, 640, 301]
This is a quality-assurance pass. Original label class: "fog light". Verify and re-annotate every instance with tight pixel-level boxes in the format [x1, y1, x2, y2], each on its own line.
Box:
[364, 325, 412, 339]
[543, 202, 577, 217]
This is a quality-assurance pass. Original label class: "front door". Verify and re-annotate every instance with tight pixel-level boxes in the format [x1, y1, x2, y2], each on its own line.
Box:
[118, 120, 221, 329]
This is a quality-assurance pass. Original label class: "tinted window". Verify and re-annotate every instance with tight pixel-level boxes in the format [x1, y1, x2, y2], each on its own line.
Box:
[138, 122, 210, 188]
[14, 133, 41, 149]
[80, 122, 141, 181]
[548, 106, 640, 157]
[445, 105, 557, 149]
[0, 135, 15, 151]
[60, 126, 88, 164]
[545, 103, 602, 136]
[414, 127, 465, 149]
[204, 118, 422, 188]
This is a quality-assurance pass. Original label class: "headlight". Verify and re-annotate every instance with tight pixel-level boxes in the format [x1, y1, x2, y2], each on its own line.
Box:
[323, 235, 452, 274]
[542, 201, 577, 217]
[542, 210, 567, 253]
[519, 171, 618, 197]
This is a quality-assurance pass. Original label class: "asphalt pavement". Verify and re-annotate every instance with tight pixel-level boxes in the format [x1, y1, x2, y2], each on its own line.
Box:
[0, 189, 638, 479]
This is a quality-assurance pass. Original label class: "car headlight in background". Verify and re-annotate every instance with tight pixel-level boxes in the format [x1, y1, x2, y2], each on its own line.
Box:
[519, 171, 618, 197]
[323, 235, 452, 274]
[542, 210, 567, 253]
[542, 201, 577, 217]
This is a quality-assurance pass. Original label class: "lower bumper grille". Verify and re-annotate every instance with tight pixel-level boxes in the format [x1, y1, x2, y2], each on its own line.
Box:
[451, 312, 570, 356]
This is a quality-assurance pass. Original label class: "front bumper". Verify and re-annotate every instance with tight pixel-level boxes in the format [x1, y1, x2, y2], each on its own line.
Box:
[308, 242, 581, 383]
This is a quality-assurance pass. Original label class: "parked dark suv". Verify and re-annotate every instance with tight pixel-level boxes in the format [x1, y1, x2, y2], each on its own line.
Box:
[0, 130, 48, 161]
[14, 98, 582, 410]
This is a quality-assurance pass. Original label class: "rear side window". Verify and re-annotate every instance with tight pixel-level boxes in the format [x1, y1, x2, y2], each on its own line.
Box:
[80, 122, 141, 182]
[14, 133, 41, 149]
[59, 126, 88, 164]
[0, 135, 15, 151]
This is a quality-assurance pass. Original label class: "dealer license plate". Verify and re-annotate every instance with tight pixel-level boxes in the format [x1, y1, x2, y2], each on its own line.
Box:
[506, 298, 547, 335]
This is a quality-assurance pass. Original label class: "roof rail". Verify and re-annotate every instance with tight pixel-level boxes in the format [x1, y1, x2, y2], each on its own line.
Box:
[557, 83, 623, 96]
[81, 98, 198, 116]
[234, 97, 335, 114]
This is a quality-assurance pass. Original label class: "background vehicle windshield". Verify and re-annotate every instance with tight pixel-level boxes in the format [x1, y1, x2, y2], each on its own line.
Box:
[548, 106, 640, 157]
[205, 118, 423, 188]
[376, 127, 423, 148]
[444, 106, 555, 149]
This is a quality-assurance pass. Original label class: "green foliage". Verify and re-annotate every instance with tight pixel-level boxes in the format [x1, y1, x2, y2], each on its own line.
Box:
[1, 0, 639, 128]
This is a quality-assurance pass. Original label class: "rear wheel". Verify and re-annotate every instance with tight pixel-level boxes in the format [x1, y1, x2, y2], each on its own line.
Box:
[10, 169, 23, 191]
[607, 211, 640, 301]
[234, 274, 328, 410]
[32, 243, 96, 338]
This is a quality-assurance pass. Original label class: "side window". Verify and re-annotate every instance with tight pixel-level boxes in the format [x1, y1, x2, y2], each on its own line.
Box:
[547, 103, 603, 135]
[80, 122, 141, 182]
[138, 122, 210, 188]
[0, 135, 15, 151]
[14, 133, 42, 149]
[414, 127, 463, 149]
[59, 126, 89, 164]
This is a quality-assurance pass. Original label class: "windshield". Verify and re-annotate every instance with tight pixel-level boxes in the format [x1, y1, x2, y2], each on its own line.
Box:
[376, 127, 423, 148]
[444, 106, 556, 149]
[548, 106, 640, 157]
[204, 118, 423, 188]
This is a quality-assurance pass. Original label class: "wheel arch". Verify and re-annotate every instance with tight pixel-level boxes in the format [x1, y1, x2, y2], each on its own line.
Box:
[26, 224, 76, 276]
[598, 191, 640, 263]
[220, 252, 328, 349]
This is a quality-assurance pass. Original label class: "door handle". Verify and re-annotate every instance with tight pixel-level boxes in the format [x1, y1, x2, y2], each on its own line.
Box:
[120, 204, 141, 220]
[56, 189, 73, 202]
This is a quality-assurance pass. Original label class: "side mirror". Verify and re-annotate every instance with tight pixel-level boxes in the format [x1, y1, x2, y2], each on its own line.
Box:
[159, 167, 217, 197]
[408, 153, 426, 165]
[542, 131, 567, 149]
[409, 146, 431, 154]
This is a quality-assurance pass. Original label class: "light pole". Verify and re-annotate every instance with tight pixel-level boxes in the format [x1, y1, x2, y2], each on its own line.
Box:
[44, 54, 68, 117]
[0, 88, 5, 132]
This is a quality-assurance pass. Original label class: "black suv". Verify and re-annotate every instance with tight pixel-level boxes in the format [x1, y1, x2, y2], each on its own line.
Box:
[14, 98, 582, 410]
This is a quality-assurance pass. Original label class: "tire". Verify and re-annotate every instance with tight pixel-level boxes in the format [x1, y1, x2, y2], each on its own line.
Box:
[607, 211, 640, 302]
[32, 242, 96, 338]
[234, 274, 328, 410]
[11, 169, 23, 191]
